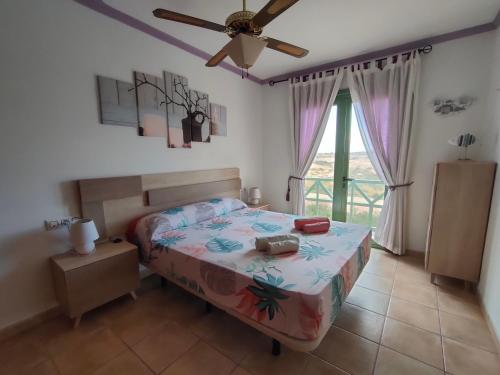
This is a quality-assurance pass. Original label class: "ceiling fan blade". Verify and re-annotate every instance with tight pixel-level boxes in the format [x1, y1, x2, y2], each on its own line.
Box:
[265, 37, 308, 58]
[251, 0, 300, 28]
[153, 8, 226, 33]
[205, 48, 228, 67]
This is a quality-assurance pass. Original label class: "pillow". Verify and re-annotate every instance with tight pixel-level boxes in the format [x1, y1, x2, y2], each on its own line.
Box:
[136, 197, 246, 235]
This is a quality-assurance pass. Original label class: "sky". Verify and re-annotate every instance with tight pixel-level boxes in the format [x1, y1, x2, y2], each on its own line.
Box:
[317, 105, 366, 153]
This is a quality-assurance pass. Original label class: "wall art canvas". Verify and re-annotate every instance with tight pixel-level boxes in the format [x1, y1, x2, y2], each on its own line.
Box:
[189, 89, 211, 143]
[209, 103, 227, 136]
[164, 72, 191, 148]
[433, 96, 475, 116]
[97, 76, 137, 127]
[134, 72, 168, 137]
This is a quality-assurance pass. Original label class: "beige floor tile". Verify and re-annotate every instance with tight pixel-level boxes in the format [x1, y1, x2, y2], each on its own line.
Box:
[437, 291, 484, 322]
[397, 255, 425, 270]
[356, 272, 394, 295]
[395, 267, 432, 286]
[301, 355, 349, 375]
[52, 328, 126, 375]
[392, 281, 437, 308]
[436, 284, 479, 305]
[17, 360, 60, 375]
[132, 322, 199, 373]
[95, 293, 172, 346]
[382, 318, 443, 369]
[387, 297, 440, 334]
[346, 286, 390, 315]
[313, 326, 379, 375]
[369, 253, 398, 268]
[29, 315, 105, 356]
[374, 346, 443, 375]
[98, 288, 206, 347]
[0, 332, 49, 374]
[240, 336, 310, 375]
[370, 248, 394, 256]
[161, 341, 236, 375]
[159, 288, 208, 326]
[334, 303, 385, 342]
[440, 311, 497, 353]
[90, 351, 153, 375]
[443, 338, 500, 375]
[231, 366, 252, 375]
[190, 309, 263, 363]
[364, 260, 397, 279]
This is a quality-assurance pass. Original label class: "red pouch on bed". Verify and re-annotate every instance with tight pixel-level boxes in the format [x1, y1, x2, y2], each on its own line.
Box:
[302, 221, 330, 234]
[294, 217, 330, 231]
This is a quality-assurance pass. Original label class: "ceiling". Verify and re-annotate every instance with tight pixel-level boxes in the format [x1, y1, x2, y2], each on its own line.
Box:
[106, 0, 500, 79]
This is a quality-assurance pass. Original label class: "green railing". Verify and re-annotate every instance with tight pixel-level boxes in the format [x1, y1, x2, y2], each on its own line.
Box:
[304, 177, 385, 229]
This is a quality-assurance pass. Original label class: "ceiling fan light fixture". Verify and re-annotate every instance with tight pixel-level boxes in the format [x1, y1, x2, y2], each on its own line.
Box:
[223, 33, 268, 69]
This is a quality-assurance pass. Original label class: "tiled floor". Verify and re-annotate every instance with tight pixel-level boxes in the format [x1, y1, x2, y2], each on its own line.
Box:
[1, 249, 499, 375]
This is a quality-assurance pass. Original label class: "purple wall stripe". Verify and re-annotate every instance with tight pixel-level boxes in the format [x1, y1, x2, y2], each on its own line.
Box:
[74, 1, 499, 85]
[265, 21, 498, 83]
[73, 0, 264, 85]
[493, 9, 500, 27]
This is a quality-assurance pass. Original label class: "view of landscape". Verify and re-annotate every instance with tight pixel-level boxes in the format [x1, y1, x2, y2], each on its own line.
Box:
[304, 107, 385, 229]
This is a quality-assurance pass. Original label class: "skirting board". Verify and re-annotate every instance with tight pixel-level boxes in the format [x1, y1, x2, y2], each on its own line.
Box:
[0, 305, 61, 344]
[479, 297, 500, 355]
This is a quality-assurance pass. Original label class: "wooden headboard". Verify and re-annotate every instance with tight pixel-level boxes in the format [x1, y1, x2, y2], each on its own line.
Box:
[77, 168, 241, 239]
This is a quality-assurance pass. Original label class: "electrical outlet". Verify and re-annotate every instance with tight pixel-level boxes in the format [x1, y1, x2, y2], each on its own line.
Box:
[44, 217, 80, 231]
[44, 220, 59, 231]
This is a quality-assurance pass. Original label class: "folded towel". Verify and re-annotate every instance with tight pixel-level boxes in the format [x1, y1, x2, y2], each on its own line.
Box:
[303, 221, 330, 234]
[294, 217, 330, 231]
[255, 234, 299, 255]
[267, 239, 300, 255]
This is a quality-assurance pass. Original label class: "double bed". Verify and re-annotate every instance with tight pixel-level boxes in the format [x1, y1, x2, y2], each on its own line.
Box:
[77, 168, 371, 353]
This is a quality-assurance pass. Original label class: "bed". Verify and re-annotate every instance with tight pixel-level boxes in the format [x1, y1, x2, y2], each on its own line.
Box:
[77, 168, 371, 353]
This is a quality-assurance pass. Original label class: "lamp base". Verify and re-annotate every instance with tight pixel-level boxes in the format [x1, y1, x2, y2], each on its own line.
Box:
[74, 242, 96, 255]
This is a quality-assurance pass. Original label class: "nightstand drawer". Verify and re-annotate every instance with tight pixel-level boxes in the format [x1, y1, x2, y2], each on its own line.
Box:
[65, 251, 139, 317]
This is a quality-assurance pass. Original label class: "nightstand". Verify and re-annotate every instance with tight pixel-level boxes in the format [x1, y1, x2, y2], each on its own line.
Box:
[51, 240, 140, 328]
[247, 202, 271, 211]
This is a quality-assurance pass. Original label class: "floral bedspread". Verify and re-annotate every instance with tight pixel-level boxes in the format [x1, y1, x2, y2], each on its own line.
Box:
[134, 200, 371, 342]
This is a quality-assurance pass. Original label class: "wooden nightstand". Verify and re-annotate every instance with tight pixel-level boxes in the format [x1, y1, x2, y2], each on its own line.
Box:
[247, 202, 271, 211]
[51, 240, 140, 328]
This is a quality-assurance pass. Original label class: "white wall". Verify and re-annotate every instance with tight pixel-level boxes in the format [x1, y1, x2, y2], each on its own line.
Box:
[478, 27, 500, 343]
[408, 32, 493, 251]
[0, 0, 264, 330]
[262, 32, 494, 252]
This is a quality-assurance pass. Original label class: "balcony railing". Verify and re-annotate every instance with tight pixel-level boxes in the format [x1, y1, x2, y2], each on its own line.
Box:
[304, 177, 386, 229]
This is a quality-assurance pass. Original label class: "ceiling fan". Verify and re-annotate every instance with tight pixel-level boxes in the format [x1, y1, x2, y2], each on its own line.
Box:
[153, 0, 308, 73]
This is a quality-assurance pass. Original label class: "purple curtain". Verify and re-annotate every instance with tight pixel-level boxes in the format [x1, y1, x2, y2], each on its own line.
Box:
[288, 69, 344, 215]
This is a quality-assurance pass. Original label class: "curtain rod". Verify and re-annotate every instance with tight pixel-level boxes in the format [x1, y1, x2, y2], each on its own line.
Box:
[268, 44, 432, 86]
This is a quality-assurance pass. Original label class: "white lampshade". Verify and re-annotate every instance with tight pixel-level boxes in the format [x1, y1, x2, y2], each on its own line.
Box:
[248, 187, 261, 204]
[70, 219, 99, 255]
[223, 33, 268, 69]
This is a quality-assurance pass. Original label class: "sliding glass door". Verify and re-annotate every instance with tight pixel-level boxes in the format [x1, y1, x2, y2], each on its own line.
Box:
[304, 90, 385, 230]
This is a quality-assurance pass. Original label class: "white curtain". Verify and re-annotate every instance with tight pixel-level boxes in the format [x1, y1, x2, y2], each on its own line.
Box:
[347, 53, 421, 254]
[288, 69, 344, 215]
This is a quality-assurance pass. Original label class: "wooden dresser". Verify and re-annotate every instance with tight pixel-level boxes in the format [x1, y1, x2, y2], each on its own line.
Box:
[425, 161, 496, 284]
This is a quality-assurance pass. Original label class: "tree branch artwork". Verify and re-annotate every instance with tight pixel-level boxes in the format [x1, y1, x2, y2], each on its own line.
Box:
[129, 71, 214, 147]
[133, 72, 168, 138]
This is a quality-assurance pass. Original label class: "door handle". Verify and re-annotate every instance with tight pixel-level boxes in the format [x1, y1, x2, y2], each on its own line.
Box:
[342, 176, 353, 188]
